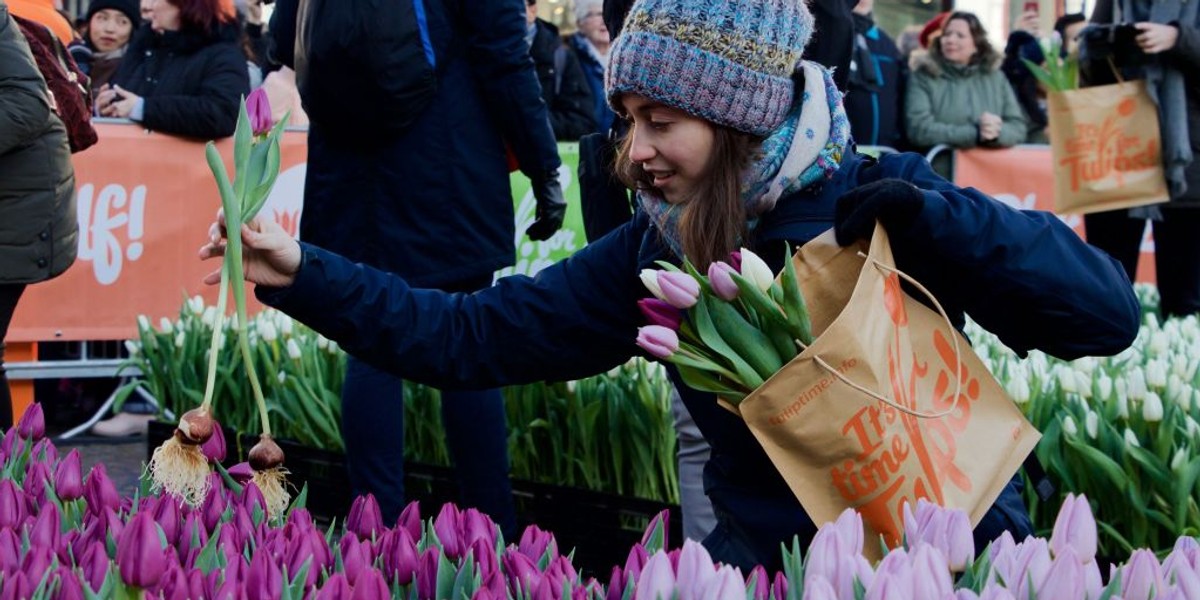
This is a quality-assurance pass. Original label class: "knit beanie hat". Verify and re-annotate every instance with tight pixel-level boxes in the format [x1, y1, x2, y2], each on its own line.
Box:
[86, 0, 140, 26]
[605, 0, 814, 137]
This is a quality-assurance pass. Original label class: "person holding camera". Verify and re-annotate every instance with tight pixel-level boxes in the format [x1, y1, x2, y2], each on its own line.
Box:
[1082, 0, 1199, 318]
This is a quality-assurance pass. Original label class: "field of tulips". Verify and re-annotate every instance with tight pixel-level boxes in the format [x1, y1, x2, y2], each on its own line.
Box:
[121, 300, 680, 504]
[3, 403, 1200, 599]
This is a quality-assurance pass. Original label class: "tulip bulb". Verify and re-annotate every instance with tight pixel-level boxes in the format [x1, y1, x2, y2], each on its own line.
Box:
[148, 435, 211, 506]
[176, 408, 215, 445]
[249, 434, 285, 471]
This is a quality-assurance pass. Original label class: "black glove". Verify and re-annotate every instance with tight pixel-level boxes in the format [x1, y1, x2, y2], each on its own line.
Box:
[526, 173, 567, 241]
[833, 178, 926, 246]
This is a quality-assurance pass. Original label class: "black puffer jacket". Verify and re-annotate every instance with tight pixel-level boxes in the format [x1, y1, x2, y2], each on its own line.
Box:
[530, 19, 594, 141]
[111, 21, 249, 139]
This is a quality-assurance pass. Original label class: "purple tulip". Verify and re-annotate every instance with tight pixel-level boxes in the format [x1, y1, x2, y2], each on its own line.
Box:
[1050, 493, 1098, 565]
[502, 548, 540, 596]
[51, 566, 85, 600]
[178, 511, 208, 559]
[471, 538, 499, 581]
[29, 502, 62, 551]
[461, 508, 496, 548]
[381, 527, 419, 585]
[636, 326, 679, 360]
[244, 546, 283, 598]
[246, 87, 274, 136]
[0, 479, 26, 529]
[201, 423, 227, 463]
[83, 463, 120, 516]
[727, 251, 742, 271]
[340, 534, 371, 587]
[201, 474, 229, 531]
[635, 551, 676, 600]
[0, 528, 19, 574]
[19, 546, 53, 583]
[0, 427, 22, 463]
[606, 567, 625, 600]
[317, 573, 352, 600]
[154, 563, 191, 600]
[228, 461, 254, 484]
[16, 403, 44, 441]
[154, 496, 183, 547]
[31, 437, 57, 466]
[117, 510, 166, 588]
[347, 494, 384, 541]
[518, 525, 555, 563]
[656, 271, 700, 309]
[53, 449, 84, 501]
[350, 567, 390, 600]
[0, 571, 32, 600]
[397, 501, 422, 542]
[1122, 549, 1164, 600]
[676, 540, 715, 600]
[623, 543, 648, 585]
[637, 298, 683, 330]
[24, 461, 51, 505]
[417, 547, 442, 600]
[707, 262, 741, 301]
[434, 503, 464, 560]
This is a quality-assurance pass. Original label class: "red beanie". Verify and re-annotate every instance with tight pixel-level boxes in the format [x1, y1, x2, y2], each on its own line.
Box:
[919, 12, 951, 49]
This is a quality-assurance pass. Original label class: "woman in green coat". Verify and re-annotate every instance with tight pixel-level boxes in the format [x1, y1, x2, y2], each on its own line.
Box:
[0, 1, 78, 429]
[905, 11, 1028, 150]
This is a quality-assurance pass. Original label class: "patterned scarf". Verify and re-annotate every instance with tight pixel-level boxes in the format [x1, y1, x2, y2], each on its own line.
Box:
[639, 62, 851, 259]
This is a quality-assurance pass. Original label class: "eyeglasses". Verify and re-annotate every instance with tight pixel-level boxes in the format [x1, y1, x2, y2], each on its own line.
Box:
[582, 11, 603, 19]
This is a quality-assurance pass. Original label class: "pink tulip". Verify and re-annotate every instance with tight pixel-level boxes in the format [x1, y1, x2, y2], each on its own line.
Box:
[1035, 545, 1086, 600]
[117, 510, 167, 588]
[640, 510, 670, 549]
[29, 502, 62, 551]
[638, 298, 683, 330]
[977, 585, 1017, 600]
[350, 567, 390, 600]
[518, 525, 555, 563]
[201, 423, 227, 463]
[746, 565, 769, 600]
[727, 251, 742, 272]
[434, 503, 464, 560]
[418, 547, 443, 600]
[1050, 493, 1098, 564]
[911, 544, 953, 599]
[16, 403, 44, 441]
[84, 463, 120, 516]
[636, 326, 679, 360]
[1011, 538, 1053, 600]
[676, 540, 716, 600]
[866, 548, 913, 600]
[0, 479, 27, 529]
[606, 566, 627, 600]
[52, 566, 85, 600]
[702, 565, 745, 600]
[347, 494, 384, 541]
[317, 573, 352, 600]
[903, 500, 973, 571]
[53, 449, 84, 501]
[707, 262, 741, 301]
[634, 551, 676, 600]
[398, 501, 422, 541]
[656, 271, 701, 309]
[1172, 559, 1200, 599]
[246, 87, 273, 136]
[340, 534, 371, 587]
[1122, 549, 1164, 600]
[804, 576, 839, 600]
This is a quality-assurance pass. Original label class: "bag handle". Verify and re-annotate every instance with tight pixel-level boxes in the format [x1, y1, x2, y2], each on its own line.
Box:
[1106, 56, 1126, 85]
[812, 253, 963, 420]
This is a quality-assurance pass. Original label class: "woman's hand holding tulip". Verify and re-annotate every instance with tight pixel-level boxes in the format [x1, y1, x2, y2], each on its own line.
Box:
[199, 210, 301, 289]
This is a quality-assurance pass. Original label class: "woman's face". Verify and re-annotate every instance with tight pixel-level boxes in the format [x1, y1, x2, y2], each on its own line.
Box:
[150, 0, 181, 33]
[578, 8, 610, 49]
[140, 0, 153, 20]
[940, 18, 978, 65]
[621, 94, 716, 205]
[88, 9, 133, 52]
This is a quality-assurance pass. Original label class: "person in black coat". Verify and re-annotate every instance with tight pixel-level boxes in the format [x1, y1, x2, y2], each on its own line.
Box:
[845, 0, 907, 150]
[526, 0, 594, 141]
[97, 0, 249, 139]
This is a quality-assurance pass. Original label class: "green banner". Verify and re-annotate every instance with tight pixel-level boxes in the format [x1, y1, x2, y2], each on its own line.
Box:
[496, 143, 588, 278]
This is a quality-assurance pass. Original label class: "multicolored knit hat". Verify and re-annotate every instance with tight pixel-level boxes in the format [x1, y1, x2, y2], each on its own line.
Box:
[605, 0, 814, 137]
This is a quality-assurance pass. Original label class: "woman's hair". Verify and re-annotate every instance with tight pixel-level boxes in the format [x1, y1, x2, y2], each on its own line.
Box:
[934, 11, 998, 67]
[615, 126, 762, 269]
[164, 0, 232, 34]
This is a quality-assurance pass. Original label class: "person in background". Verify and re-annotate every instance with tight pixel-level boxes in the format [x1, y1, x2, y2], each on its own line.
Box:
[845, 0, 906, 150]
[70, 0, 139, 90]
[919, 11, 951, 51]
[98, 0, 249, 139]
[139, 0, 150, 20]
[0, 0, 78, 430]
[8, 0, 73, 43]
[1002, 10, 1049, 142]
[906, 11, 1028, 150]
[526, 0, 594, 141]
[566, 0, 614, 136]
[896, 24, 922, 63]
[1054, 13, 1087, 56]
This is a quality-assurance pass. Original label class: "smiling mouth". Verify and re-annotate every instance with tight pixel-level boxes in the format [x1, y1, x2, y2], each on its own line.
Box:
[645, 170, 675, 187]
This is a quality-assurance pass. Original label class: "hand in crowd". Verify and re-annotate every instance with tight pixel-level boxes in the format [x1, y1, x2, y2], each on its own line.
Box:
[979, 112, 1002, 142]
[246, 0, 263, 26]
[1014, 11, 1041, 37]
[95, 84, 141, 119]
[199, 210, 302, 289]
[1135, 22, 1179, 54]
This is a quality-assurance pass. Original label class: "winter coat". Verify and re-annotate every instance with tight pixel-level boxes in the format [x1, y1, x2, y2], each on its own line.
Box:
[110, 21, 249, 139]
[271, 0, 561, 288]
[1001, 30, 1048, 140]
[530, 20, 595, 141]
[905, 49, 1029, 149]
[845, 12, 907, 149]
[257, 150, 1139, 569]
[0, 6, 77, 284]
[566, 31, 615, 136]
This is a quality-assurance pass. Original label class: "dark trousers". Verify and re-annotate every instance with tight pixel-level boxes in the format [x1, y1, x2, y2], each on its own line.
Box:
[339, 274, 517, 537]
[0, 284, 27, 430]
[1085, 206, 1200, 318]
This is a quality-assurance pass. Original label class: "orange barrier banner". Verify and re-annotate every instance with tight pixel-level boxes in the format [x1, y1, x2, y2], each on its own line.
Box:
[952, 146, 1156, 283]
[9, 123, 308, 342]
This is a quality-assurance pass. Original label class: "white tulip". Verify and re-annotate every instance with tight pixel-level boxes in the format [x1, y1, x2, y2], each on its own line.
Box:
[1145, 311, 1160, 331]
[188, 295, 205, 315]
[201, 306, 217, 328]
[1075, 370, 1093, 399]
[608, 366, 622, 377]
[280, 317, 294, 337]
[277, 371, 287, 384]
[286, 338, 303, 360]
[1172, 448, 1188, 472]
[316, 335, 329, 350]
[1074, 357, 1096, 375]
[327, 340, 339, 354]
[1097, 374, 1114, 401]
[1188, 355, 1200, 382]
[124, 340, 140, 356]
[1143, 391, 1164, 422]
[1058, 366, 1078, 394]
[1147, 359, 1168, 389]
[1129, 368, 1148, 401]
[738, 248, 776, 292]
[137, 315, 151, 332]
[228, 314, 240, 330]
[159, 317, 174, 334]
[174, 331, 185, 349]
[258, 320, 278, 343]
[1116, 390, 1130, 420]
[1187, 416, 1200, 440]
[1173, 354, 1190, 379]
[1006, 375, 1031, 404]
[1085, 411, 1099, 439]
[1124, 428, 1141, 448]
[1149, 331, 1170, 357]
[1167, 375, 1186, 408]
[566, 380, 577, 394]
[639, 269, 667, 301]
[1063, 415, 1079, 437]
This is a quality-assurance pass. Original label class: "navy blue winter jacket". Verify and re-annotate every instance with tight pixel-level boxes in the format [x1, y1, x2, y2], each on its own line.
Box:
[258, 151, 1139, 566]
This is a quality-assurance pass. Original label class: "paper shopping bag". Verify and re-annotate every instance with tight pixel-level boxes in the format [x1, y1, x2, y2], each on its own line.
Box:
[1046, 80, 1169, 214]
[737, 223, 1040, 552]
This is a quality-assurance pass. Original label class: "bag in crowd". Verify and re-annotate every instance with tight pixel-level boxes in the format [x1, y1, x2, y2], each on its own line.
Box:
[735, 224, 1040, 555]
[294, 0, 439, 136]
[13, 14, 98, 154]
[1046, 73, 1169, 214]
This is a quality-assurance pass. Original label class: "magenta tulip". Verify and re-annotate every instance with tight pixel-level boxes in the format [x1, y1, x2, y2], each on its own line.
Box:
[746, 565, 769, 600]
[155, 564, 191, 600]
[83, 463, 120, 516]
[623, 543, 648, 585]
[0, 479, 26, 529]
[381, 527, 419, 585]
[244, 547, 283, 598]
[19, 546, 53, 583]
[727, 250, 742, 271]
[606, 567, 625, 600]
[201, 423, 227, 463]
[637, 298, 683, 330]
[79, 541, 110, 591]
[246, 87, 273, 136]
[636, 325, 679, 360]
[117, 510, 167, 588]
[178, 511, 208, 559]
[461, 508, 496, 548]
[656, 271, 700, 309]
[417, 547, 442, 600]
[434, 503, 464, 560]
[29, 502, 62, 551]
[770, 571, 788, 600]
[471, 538, 499, 582]
[518, 525, 555, 563]
[340, 534, 371, 587]
[0, 427, 22, 463]
[284, 535, 321, 588]
[347, 494, 384, 541]
[502, 548, 539, 596]
[154, 495, 183, 547]
[1050, 493, 1098, 565]
[0, 528, 19, 575]
[227, 461, 254, 485]
[31, 437, 56, 466]
[16, 403, 44, 441]
[707, 261, 741, 301]
[51, 566, 85, 600]
[350, 567, 390, 600]
[317, 573, 352, 600]
[201, 474, 229, 531]
[0, 571, 32, 600]
[397, 500, 422, 541]
[24, 461, 51, 504]
[53, 449, 84, 501]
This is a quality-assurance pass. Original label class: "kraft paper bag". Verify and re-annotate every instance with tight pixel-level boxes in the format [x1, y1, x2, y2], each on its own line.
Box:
[1046, 80, 1169, 214]
[737, 224, 1040, 552]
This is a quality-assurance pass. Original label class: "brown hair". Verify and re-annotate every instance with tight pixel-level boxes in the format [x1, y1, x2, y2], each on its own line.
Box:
[935, 11, 999, 67]
[615, 126, 761, 269]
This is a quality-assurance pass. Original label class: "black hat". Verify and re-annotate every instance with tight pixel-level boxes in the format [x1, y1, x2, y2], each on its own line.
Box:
[85, 0, 140, 27]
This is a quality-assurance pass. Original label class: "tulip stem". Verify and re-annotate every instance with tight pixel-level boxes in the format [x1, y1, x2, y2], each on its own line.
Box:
[199, 265, 230, 411]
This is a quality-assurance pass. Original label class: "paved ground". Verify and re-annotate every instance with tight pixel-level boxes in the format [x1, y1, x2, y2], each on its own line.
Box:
[56, 435, 145, 498]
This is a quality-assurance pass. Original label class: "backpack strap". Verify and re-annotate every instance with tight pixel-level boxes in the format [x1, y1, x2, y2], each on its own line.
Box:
[553, 44, 567, 96]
